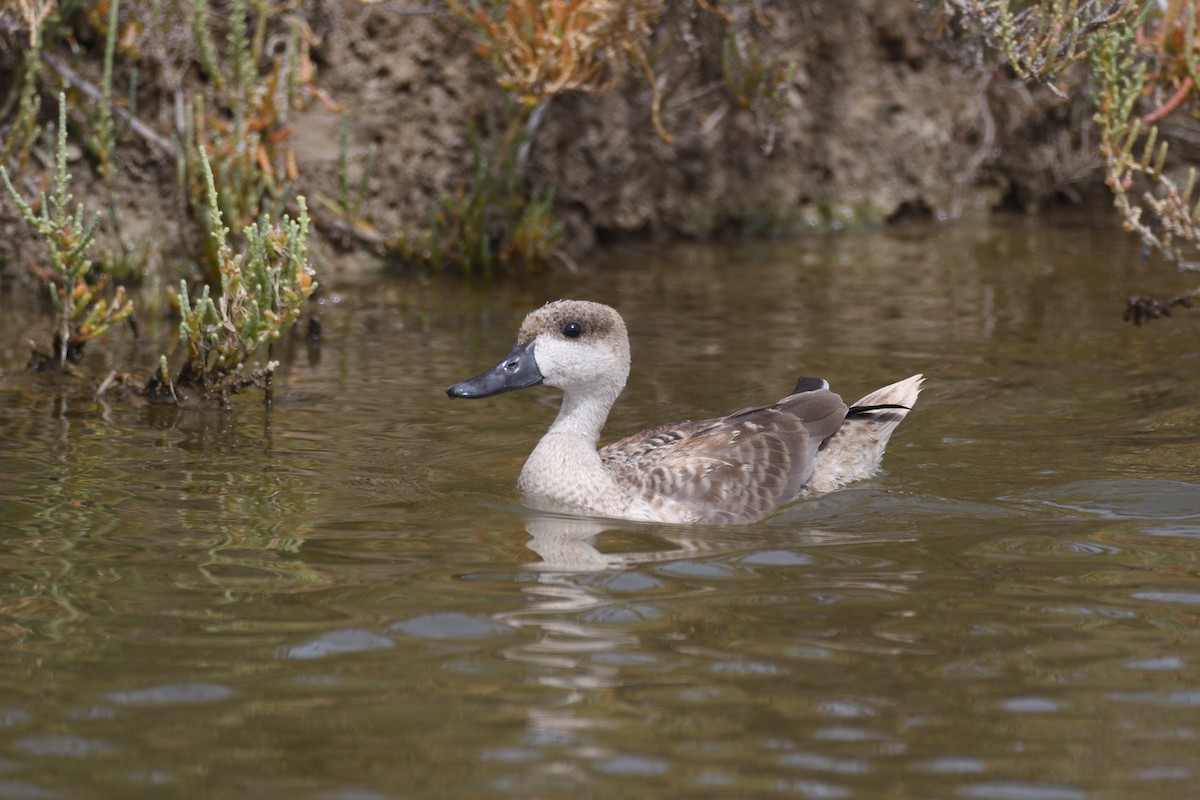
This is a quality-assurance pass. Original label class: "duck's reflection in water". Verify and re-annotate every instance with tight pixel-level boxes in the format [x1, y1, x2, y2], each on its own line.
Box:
[492, 510, 720, 750]
[489, 506, 919, 773]
[492, 509, 762, 736]
[521, 512, 621, 573]
[496, 514, 646, 677]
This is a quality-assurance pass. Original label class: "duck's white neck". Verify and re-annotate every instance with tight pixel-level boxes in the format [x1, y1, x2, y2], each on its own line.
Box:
[518, 384, 625, 510]
[545, 386, 619, 445]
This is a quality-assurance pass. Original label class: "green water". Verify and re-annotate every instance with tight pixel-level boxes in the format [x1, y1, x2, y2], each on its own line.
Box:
[1, 213, 1199, 799]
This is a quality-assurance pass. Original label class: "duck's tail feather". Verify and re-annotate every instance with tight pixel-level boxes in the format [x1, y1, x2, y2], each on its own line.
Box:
[806, 374, 924, 495]
[849, 373, 924, 410]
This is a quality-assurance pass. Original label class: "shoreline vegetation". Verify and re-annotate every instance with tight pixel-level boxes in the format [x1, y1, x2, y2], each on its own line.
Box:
[1, 1, 1198, 404]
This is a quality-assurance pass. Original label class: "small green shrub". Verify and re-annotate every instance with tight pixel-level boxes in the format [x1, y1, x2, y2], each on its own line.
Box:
[179, 0, 315, 281]
[721, 24, 792, 119]
[147, 147, 316, 405]
[394, 114, 562, 276]
[1090, 3, 1200, 272]
[944, 0, 1200, 284]
[0, 0, 53, 164]
[335, 111, 377, 222]
[310, 111, 381, 242]
[1, 95, 134, 369]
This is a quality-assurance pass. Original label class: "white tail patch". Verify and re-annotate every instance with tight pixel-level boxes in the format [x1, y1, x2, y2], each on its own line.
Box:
[849, 373, 924, 411]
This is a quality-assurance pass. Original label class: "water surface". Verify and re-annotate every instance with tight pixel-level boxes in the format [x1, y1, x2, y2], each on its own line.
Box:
[1, 212, 1199, 799]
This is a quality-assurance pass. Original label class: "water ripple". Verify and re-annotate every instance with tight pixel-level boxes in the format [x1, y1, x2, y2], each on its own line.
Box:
[12, 734, 117, 758]
[283, 629, 395, 660]
[105, 682, 233, 706]
[390, 612, 516, 640]
[956, 782, 1085, 800]
[1022, 479, 1200, 520]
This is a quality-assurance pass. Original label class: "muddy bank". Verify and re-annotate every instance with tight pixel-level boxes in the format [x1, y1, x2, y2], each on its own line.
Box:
[1, 1, 1095, 283]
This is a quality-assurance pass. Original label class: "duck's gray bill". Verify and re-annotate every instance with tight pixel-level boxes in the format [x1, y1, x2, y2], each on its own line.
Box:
[447, 340, 544, 399]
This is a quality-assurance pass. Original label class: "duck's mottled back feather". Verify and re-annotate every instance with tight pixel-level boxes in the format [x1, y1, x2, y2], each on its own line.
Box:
[600, 388, 847, 524]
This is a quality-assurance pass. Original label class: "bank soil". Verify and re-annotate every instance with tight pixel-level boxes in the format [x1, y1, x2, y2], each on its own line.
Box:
[1, 1, 1096, 283]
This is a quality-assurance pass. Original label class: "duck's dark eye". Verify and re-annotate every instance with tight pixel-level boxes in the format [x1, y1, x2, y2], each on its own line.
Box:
[562, 322, 583, 339]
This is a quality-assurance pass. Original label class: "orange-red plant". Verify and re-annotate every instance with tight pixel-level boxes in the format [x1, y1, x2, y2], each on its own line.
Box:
[1137, 0, 1200, 123]
[447, 0, 669, 139]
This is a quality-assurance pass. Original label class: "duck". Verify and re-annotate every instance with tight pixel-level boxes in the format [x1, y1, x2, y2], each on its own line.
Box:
[447, 300, 923, 525]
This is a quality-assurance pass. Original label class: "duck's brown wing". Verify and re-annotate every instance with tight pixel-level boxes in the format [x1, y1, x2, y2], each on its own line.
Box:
[599, 388, 848, 524]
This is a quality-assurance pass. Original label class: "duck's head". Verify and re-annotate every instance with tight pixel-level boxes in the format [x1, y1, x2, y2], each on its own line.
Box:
[448, 300, 631, 400]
